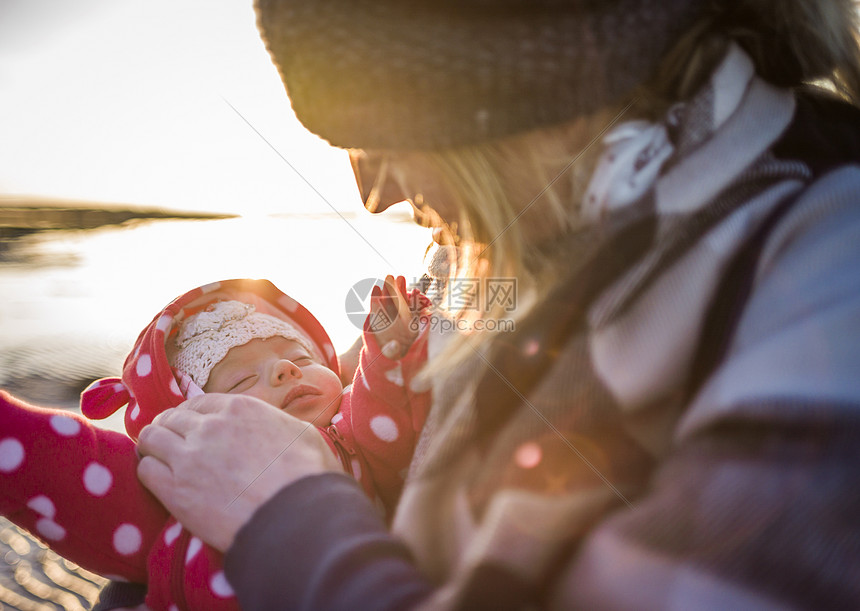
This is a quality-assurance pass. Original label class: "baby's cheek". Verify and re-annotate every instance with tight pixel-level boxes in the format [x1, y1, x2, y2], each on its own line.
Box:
[328, 390, 344, 414]
[322, 386, 345, 423]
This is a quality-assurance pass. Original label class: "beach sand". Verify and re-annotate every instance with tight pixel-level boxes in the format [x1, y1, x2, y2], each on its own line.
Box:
[1, 517, 108, 611]
[0, 209, 188, 610]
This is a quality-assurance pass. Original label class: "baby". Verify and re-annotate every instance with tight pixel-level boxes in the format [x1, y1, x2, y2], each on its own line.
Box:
[0, 277, 430, 611]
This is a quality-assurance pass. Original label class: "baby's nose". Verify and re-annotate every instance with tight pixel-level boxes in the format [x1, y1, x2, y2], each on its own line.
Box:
[271, 359, 301, 385]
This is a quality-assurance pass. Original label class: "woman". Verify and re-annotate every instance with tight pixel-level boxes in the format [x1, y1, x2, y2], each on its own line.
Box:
[132, 0, 860, 608]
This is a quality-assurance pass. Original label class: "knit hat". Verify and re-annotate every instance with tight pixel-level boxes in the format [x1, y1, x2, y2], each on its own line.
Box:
[255, 0, 710, 150]
[170, 300, 317, 388]
[81, 279, 339, 440]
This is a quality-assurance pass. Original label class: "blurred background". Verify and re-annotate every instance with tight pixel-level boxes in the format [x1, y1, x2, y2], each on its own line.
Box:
[1, 1, 432, 608]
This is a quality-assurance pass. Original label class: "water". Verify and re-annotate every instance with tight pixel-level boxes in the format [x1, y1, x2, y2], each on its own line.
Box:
[0, 210, 433, 608]
[0, 212, 433, 416]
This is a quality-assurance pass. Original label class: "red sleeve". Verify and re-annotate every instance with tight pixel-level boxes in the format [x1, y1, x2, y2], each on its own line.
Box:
[145, 518, 240, 611]
[0, 390, 168, 583]
[345, 325, 431, 514]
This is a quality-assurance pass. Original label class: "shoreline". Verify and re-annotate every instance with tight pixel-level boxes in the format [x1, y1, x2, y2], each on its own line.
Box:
[0, 205, 435, 608]
[1, 198, 234, 234]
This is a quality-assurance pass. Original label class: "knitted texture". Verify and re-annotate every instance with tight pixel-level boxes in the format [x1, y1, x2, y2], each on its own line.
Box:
[2, 282, 432, 611]
[170, 300, 316, 388]
[216, 51, 860, 610]
[81, 279, 339, 440]
[255, 0, 709, 150]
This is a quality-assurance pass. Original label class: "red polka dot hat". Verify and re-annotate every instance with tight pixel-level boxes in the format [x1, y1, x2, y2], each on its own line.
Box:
[81, 279, 339, 440]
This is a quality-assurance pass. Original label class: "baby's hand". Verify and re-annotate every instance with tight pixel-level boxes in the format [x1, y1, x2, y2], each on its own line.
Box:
[367, 275, 423, 359]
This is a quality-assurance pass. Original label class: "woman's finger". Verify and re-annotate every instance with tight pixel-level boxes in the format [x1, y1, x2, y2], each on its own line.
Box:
[149, 406, 205, 438]
[136, 454, 174, 500]
[135, 393, 345, 551]
[137, 421, 187, 463]
[175, 393, 236, 415]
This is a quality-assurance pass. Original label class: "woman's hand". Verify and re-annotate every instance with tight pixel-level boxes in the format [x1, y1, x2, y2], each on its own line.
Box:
[136, 394, 342, 552]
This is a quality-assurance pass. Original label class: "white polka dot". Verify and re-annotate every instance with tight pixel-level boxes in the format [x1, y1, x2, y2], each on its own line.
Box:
[350, 458, 362, 481]
[163, 522, 183, 546]
[155, 314, 173, 332]
[129, 402, 140, 421]
[50, 415, 81, 437]
[113, 524, 142, 555]
[136, 354, 152, 377]
[169, 378, 182, 396]
[0, 438, 25, 473]
[168, 605, 179, 611]
[83, 462, 113, 497]
[36, 518, 66, 541]
[83, 379, 105, 393]
[210, 571, 235, 598]
[27, 495, 56, 518]
[185, 537, 202, 564]
[384, 364, 404, 387]
[114, 382, 126, 393]
[369, 415, 399, 442]
[277, 294, 298, 312]
[201, 281, 221, 293]
[331, 412, 344, 425]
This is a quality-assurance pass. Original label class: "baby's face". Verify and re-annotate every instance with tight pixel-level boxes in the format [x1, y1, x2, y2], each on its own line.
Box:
[204, 337, 343, 426]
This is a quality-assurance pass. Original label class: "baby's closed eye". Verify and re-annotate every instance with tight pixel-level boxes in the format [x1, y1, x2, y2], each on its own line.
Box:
[228, 375, 258, 393]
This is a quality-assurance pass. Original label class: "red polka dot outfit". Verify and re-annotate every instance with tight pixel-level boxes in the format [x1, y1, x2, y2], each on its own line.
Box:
[0, 279, 430, 611]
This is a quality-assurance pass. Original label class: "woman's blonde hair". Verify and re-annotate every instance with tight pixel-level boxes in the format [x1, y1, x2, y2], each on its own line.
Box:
[651, 0, 860, 106]
[421, 110, 613, 313]
[415, 111, 616, 374]
[420, 0, 860, 371]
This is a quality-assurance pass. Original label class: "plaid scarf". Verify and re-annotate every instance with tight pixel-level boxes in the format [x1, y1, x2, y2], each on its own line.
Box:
[393, 42, 818, 601]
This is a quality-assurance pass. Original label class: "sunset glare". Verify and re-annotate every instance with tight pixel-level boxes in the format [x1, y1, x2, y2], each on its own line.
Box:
[0, 0, 363, 217]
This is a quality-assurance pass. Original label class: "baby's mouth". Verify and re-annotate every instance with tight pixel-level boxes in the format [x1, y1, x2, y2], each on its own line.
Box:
[280, 385, 321, 412]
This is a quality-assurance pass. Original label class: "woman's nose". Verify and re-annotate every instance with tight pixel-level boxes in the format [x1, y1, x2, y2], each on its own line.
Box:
[270, 359, 302, 386]
[349, 149, 406, 213]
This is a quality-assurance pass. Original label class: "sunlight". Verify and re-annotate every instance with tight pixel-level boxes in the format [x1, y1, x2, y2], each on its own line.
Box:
[0, 1, 434, 416]
[0, 0, 361, 217]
